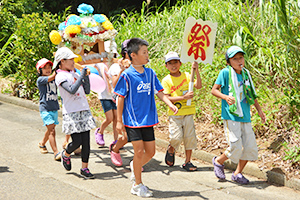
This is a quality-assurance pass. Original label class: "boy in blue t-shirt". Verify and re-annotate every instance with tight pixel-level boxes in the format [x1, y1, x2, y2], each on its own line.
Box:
[114, 38, 178, 197]
[211, 46, 266, 184]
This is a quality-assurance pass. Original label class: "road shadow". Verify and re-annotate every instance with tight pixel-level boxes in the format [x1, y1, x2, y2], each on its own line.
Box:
[150, 188, 208, 199]
[0, 166, 12, 173]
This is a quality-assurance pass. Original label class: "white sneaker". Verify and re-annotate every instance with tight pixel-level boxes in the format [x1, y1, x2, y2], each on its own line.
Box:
[130, 160, 135, 182]
[131, 183, 153, 197]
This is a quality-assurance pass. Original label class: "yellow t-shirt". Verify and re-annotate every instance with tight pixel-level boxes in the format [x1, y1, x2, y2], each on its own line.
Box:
[161, 72, 196, 116]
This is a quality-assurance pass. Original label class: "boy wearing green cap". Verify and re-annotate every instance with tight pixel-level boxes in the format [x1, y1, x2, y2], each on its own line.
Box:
[211, 46, 266, 184]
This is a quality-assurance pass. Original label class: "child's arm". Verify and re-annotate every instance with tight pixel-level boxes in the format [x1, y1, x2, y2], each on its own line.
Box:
[47, 71, 56, 82]
[156, 91, 178, 114]
[116, 96, 125, 133]
[81, 72, 90, 94]
[211, 84, 235, 105]
[193, 62, 202, 89]
[165, 92, 194, 104]
[254, 99, 266, 123]
[60, 68, 88, 94]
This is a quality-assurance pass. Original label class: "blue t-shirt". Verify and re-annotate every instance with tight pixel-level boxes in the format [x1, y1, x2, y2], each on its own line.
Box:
[37, 76, 59, 112]
[215, 67, 251, 122]
[114, 65, 163, 128]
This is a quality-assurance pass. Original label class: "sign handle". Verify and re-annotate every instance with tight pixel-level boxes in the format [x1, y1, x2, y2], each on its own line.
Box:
[186, 64, 196, 106]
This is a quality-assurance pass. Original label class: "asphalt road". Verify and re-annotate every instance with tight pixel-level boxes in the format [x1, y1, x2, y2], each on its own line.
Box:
[0, 100, 300, 200]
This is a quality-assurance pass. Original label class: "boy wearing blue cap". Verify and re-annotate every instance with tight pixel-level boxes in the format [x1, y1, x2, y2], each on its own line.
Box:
[211, 46, 266, 184]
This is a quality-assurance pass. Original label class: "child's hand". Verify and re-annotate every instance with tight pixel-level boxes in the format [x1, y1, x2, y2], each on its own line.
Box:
[184, 91, 194, 100]
[116, 121, 124, 134]
[258, 110, 266, 123]
[226, 95, 235, 105]
[192, 61, 199, 70]
[169, 104, 178, 115]
[119, 58, 131, 71]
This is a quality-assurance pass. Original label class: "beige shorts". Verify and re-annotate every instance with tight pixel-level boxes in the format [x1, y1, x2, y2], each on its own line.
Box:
[223, 120, 258, 164]
[168, 115, 197, 151]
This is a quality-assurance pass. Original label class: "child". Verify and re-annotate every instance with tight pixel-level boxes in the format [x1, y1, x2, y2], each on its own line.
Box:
[108, 39, 131, 167]
[161, 52, 202, 171]
[36, 58, 61, 161]
[211, 46, 266, 184]
[94, 40, 119, 147]
[114, 38, 178, 197]
[54, 47, 97, 179]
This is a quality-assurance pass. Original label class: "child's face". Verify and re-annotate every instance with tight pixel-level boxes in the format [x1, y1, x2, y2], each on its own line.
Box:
[165, 60, 181, 75]
[228, 52, 245, 74]
[131, 45, 149, 65]
[60, 58, 75, 71]
[41, 63, 52, 76]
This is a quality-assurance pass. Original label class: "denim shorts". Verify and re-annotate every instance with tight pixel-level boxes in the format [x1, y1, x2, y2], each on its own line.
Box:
[100, 99, 117, 113]
[40, 111, 59, 126]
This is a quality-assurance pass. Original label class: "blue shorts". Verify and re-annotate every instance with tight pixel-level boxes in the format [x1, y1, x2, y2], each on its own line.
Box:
[100, 99, 117, 113]
[40, 111, 59, 126]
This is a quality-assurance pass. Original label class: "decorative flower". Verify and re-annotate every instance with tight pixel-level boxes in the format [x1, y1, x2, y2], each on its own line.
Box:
[93, 14, 106, 23]
[101, 14, 108, 21]
[77, 3, 94, 14]
[64, 25, 81, 35]
[49, 30, 62, 45]
[66, 15, 81, 26]
[58, 22, 66, 31]
[74, 54, 82, 63]
[102, 20, 114, 30]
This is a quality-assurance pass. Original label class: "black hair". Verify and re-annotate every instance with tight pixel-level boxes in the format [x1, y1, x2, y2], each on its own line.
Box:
[38, 68, 43, 77]
[126, 38, 149, 61]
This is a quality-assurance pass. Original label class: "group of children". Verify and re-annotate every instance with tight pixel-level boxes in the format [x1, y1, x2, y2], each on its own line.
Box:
[36, 38, 265, 197]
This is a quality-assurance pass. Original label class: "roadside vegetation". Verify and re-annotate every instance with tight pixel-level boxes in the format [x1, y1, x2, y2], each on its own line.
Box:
[0, 0, 299, 176]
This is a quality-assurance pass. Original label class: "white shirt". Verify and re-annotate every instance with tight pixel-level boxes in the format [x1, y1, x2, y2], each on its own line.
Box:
[55, 70, 90, 114]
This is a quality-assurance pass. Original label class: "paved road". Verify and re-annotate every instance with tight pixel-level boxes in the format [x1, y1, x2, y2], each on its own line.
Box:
[0, 100, 300, 200]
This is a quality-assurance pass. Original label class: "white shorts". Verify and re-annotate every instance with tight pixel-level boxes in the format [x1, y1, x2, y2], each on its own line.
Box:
[168, 115, 197, 151]
[223, 120, 258, 164]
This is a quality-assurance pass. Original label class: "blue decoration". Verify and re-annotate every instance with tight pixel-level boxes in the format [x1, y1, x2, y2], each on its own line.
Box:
[93, 14, 106, 23]
[76, 66, 99, 75]
[58, 22, 66, 31]
[66, 15, 82, 26]
[77, 3, 94, 14]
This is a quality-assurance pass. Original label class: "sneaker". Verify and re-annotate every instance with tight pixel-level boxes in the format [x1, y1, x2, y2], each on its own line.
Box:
[61, 150, 71, 171]
[80, 168, 95, 179]
[212, 156, 225, 179]
[231, 172, 249, 184]
[95, 128, 105, 146]
[54, 152, 61, 161]
[38, 143, 48, 154]
[111, 151, 123, 166]
[131, 183, 153, 197]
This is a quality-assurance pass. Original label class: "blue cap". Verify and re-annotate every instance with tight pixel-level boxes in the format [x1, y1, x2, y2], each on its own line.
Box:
[225, 46, 245, 62]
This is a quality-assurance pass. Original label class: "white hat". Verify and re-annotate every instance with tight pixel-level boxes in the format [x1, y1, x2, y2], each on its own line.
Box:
[164, 52, 180, 63]
[53, 47, 78, 69]
[104, 40, 119, 57]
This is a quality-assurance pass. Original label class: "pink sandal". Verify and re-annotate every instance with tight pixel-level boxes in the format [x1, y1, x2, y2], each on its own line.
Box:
[94, 128, 105, 146]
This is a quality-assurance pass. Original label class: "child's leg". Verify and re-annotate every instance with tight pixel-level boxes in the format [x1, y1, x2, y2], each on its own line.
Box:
[215, 153, 228, 165]
[64, 133, 82, 157]
[112, 132, 128, 153]
[234, 160, 248, 175]
[40, 129, 50, 146]
[46, 124, 59, 155]
[141, 141, 156, 166]
[80, 130, 90, 168]
[63, 135, 71, 149]
[112, 109, 118, 141]
[98, 110, 113, 135]
[131, 140, 145, 185]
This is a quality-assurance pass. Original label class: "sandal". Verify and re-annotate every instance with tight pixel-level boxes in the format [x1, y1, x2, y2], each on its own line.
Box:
[54, 152, 61, 161]
[181, 162, 197, 171]
[165, 145, 175, 166]
[38, 143, 48, 154]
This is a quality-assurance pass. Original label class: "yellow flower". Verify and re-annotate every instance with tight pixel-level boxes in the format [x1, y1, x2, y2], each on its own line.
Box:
[74, 55, 82, 63]
[102, 20, 114, 30]
[101, 14, 108, 21]
[65, 25, 81, 35]
[49, 30, 62, 45]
